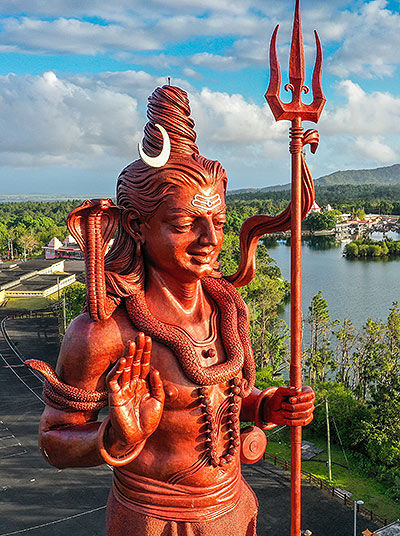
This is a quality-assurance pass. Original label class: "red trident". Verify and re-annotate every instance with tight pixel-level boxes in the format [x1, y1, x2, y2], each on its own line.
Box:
[265, 1, 326, 536]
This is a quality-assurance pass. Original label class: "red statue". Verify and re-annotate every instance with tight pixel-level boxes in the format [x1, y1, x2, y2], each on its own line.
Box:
[25, 3, 326, 534]
[26, 83, 315, 535]
[25, 0, 327, 529]
[27, 0, 329, 523]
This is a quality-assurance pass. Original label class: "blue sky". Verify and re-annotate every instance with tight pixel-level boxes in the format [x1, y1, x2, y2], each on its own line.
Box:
[0, 0, 399, 194]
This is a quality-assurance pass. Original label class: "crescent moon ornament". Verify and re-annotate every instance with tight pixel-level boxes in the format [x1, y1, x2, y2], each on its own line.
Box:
[138, 123, 171, 168]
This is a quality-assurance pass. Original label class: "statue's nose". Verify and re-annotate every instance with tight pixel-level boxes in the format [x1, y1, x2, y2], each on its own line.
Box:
[198, 219, 218, 246]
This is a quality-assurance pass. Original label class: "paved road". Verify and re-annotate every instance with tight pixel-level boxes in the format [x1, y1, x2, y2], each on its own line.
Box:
[243, 462, 379, 535]
[0, 316, 111, 536]
[0, 316, 380, 536]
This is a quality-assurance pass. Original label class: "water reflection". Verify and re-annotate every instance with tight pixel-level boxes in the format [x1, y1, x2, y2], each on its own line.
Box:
[279, 236, 341, 250]
[304, 236, 341, 250]
[262, 235, 279, 249]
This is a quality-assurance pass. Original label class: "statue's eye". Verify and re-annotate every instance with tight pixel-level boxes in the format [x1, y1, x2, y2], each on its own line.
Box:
[175, 224, 191, 232]
[172, 220, 192, 232]
[213, 217, 226, 229]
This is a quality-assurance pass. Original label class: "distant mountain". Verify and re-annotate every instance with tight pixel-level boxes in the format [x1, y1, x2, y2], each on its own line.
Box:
[314, 163, 400, 188]
[228, 164, 400, 195]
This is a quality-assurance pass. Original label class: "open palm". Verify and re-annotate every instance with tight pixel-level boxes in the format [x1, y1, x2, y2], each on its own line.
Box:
[106, 333, 164, 448]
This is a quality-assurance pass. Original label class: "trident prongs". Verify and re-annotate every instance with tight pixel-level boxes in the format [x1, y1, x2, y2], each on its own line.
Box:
[265, 0, 326, 123]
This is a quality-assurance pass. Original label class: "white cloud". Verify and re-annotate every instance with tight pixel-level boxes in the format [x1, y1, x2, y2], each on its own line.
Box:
[0, 71, 144, 167]
[190, 53, 243, 71]
[0, 70, 287, 167]
[321, 80, 400, 136]
[0, 68, 398, 193]
[314, 79, 400, 170]
[0, 0, 279, 19]
[183, 67, 200, 79]
[354, 136, 398, 163]
[327, 0, 400, 78]
[0, 17, 159, 55]
[190, 89, 287, 158]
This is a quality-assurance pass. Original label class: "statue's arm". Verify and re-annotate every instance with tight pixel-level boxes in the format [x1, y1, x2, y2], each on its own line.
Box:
[38, 312, 165, 469]
[38, 312, 124, 468]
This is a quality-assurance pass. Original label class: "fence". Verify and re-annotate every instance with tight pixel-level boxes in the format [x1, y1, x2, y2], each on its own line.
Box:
[264, 452, 389, 527]
[6, 310, 58, 319]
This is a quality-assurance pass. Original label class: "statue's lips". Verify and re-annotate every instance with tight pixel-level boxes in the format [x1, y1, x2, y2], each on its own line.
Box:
[189, 250, 215, 265]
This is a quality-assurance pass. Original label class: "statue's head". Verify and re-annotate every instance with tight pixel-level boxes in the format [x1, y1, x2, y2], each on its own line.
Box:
[105, 85, 228, 296]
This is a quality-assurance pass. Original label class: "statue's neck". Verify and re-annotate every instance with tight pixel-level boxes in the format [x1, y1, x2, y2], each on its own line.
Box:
[145, 267, 211, 330]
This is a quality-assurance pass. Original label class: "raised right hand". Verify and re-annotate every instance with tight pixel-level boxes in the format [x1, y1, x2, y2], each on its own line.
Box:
[105, 333, 164, 452]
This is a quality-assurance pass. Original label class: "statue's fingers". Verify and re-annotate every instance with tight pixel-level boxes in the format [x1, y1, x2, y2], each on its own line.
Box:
[106, 357, 125, 393]
[149, 368, 165, 403]
[130, 333, 144, 386]
[281, 401, 314, 412]
[289, 393, 314, 405]
[289, 386, 314, 405]
[131, 333, 145, 383]
[122, 341, 135, 385]
[285, 414, 314, 427]
[140, 336, 152, 379]
[283, 409, 312, 421]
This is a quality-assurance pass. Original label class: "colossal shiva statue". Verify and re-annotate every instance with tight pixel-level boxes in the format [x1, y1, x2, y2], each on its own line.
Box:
[27, 85, 314, 536]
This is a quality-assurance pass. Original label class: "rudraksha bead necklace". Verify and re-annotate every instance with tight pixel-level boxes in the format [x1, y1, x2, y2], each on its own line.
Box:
[198, 377, 243, 467]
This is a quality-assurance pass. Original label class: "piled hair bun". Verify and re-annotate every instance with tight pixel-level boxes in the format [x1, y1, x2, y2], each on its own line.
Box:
[141, 85, 199, 157]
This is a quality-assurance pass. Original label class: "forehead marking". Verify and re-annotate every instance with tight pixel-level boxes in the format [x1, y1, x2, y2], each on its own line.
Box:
[191, 193, 222, 210]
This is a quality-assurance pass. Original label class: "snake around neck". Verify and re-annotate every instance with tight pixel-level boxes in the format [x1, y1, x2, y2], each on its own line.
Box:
[125, 277, 255, 397]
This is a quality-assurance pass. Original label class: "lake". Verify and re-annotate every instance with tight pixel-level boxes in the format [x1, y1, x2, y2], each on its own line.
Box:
[268, 233, 400, 329]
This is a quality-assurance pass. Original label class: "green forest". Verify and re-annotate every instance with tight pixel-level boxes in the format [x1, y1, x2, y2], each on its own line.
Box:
[1, 182, 400, 259]
[0, 200, 80, 259]
[228, 183, 400, 214]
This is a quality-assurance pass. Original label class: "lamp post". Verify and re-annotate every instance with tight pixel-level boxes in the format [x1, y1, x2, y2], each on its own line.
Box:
[354, 500, 364, 536]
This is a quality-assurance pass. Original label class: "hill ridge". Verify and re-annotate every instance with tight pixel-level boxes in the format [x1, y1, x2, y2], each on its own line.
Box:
[228, 163, 400, 194]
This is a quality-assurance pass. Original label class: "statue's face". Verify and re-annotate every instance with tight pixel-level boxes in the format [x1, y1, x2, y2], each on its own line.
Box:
[140, 181, 226, 283]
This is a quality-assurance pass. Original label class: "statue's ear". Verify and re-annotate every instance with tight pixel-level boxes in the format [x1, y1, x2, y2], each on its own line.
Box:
[121, 208, 144, 244]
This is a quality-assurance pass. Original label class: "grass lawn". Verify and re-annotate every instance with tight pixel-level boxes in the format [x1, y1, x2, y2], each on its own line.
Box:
[265, 433, 400, 522]
[4, 291, 59, 310]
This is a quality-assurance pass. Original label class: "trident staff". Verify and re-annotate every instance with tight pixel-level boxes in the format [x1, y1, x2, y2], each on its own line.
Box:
[265, 1, 326, 535]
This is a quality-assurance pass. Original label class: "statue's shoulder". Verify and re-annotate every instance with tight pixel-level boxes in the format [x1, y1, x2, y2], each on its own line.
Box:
[55, 304, 137, 389]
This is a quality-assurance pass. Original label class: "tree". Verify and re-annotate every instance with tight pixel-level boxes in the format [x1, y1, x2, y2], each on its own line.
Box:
[352, 318, 385, 400]
[334, 319, 357, 388]
[344, 242, 358, 257]
[309, 382, 370, 451]
[63, 283, 86, 326]
[357, 303, 400, 494]
[0, 222, 9, 257]
[354, 208, 366, 220]
[304, 291, 337, 383]
[18, 232, 39, 260]
[303, 211, 337, 231]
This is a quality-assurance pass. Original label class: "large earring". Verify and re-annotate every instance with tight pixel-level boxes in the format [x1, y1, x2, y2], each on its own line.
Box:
[135, 240, 142, 258]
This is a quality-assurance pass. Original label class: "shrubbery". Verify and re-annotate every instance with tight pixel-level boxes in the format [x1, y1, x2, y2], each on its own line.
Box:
[345, 238, 396, 258]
